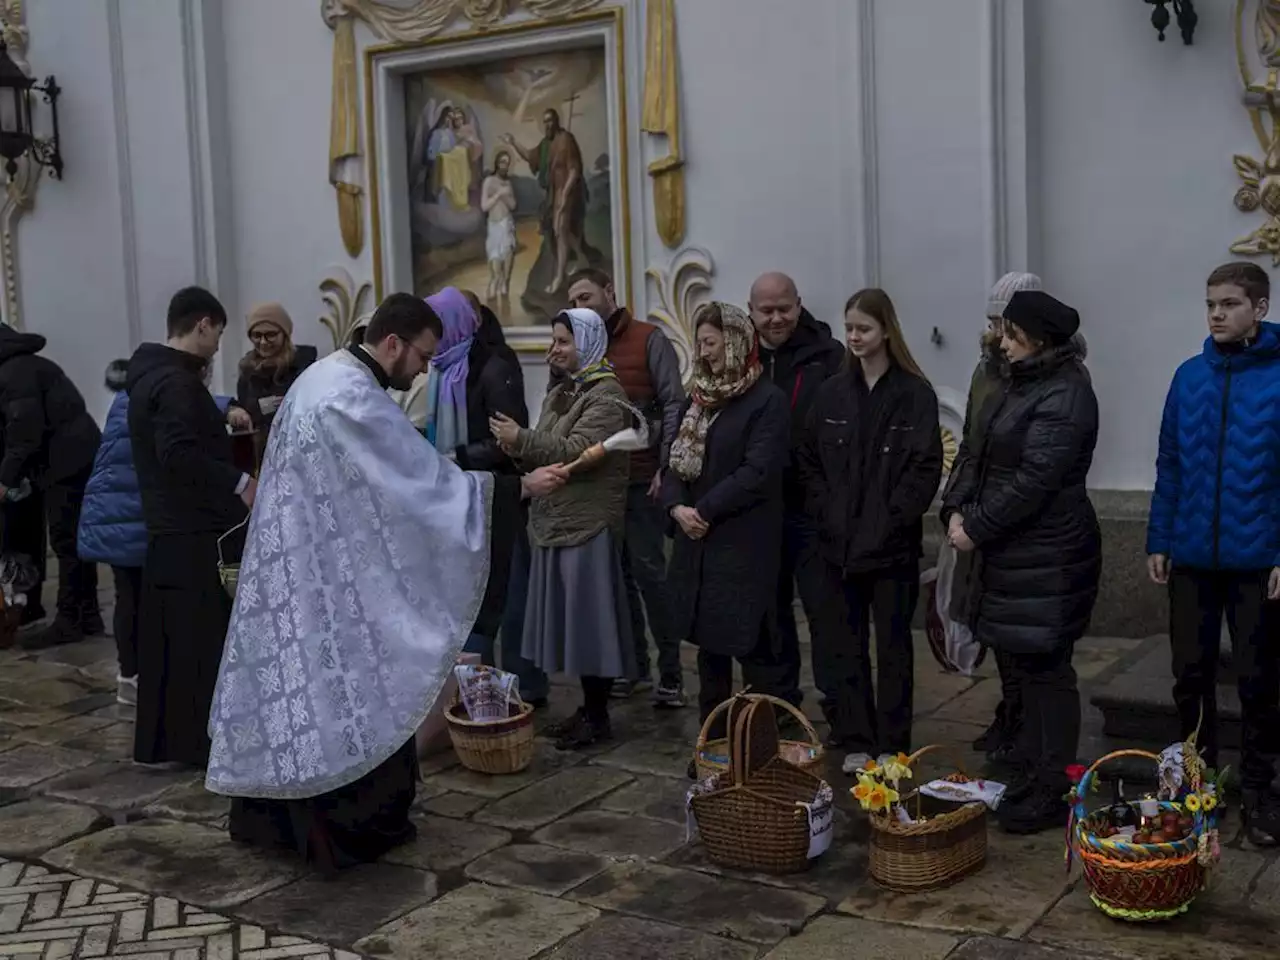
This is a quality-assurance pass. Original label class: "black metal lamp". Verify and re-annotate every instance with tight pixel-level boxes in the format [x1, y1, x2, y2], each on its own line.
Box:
[1146, 0, 1198, 45]
[0, 39, 61, 180]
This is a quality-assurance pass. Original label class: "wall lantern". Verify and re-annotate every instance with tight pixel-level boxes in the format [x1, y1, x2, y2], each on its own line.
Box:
[0, 39, 61, 180]
[1146, 0, 1198, 45]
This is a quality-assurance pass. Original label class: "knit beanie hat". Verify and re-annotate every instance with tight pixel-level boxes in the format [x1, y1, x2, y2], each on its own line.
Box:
[1003, 290, 1080, 347]
[104, 358, 129, 393]
[987, 271, 1042, 319]
[247, 302, 293, 338]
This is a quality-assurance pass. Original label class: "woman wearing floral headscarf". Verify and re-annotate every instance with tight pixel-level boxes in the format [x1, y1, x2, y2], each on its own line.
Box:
[490, 307, 635, 748]
[662, 302, 790, 736]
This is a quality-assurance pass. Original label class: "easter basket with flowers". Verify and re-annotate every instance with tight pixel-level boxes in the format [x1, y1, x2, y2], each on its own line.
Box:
[1066, 736, 1223, 922]
[856, 745, 992, 892]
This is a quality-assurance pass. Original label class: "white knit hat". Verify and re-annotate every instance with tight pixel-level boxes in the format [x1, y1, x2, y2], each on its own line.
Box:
[987, 271, 1042, 318]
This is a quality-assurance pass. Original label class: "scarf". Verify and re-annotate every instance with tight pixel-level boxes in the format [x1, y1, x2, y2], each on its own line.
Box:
[424, 287, 478, 451]
[560, 307, 616, 385]
[669, 302, 762, 482]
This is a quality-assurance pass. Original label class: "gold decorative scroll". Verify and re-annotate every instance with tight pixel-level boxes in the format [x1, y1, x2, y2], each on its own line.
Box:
[1231, 0, 1280, 261]
[640, 0, 684, 248]
[318, 266, 374, 351]
[645, 246, 713, 379]
[330, 14, 363, 258]
[332, 0, 603, 43]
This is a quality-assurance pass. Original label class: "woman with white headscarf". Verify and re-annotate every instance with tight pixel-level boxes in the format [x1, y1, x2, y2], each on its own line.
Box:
[490, 307, 635, 748]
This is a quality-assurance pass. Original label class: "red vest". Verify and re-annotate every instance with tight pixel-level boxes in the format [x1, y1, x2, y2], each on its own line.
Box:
[605, 308, 660, 481]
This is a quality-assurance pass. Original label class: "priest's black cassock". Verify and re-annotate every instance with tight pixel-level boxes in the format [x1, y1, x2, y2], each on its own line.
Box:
[205, 345, 520, 872]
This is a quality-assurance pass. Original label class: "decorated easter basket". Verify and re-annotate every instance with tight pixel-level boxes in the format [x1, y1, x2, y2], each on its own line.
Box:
[693, 693, 824, 781]
[1068, 749, 1219, 922]
[865, 745, 988, 892]
[445, 687, 535, 775]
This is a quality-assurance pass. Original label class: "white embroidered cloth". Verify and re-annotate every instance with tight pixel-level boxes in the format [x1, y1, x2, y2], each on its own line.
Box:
[205, 350, 493, 799]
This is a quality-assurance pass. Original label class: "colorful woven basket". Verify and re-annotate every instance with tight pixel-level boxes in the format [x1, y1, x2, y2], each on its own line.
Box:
[1070, 749, 1211, 922]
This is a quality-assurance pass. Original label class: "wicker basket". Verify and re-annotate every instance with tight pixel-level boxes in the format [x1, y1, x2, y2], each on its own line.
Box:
[867, 744, 988, 892]
[694, 693, 824, 780]
[1072, 749, 1208, 921]
[689, 696, 829, 875]
[445, 689, 535, 774]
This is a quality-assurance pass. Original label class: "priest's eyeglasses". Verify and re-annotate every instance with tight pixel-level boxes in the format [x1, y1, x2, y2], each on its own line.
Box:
[398, 336, 433, 365]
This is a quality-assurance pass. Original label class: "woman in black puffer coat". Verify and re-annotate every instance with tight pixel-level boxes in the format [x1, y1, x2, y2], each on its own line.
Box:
[941, 289, 1100, 835]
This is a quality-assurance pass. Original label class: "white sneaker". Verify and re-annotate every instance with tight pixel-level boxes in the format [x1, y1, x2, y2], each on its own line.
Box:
[842, 752, 874, 776]
[116, 674, 138, 706]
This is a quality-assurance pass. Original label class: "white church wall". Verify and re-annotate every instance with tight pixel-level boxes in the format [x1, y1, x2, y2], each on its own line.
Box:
[9, 0, 1261, 490]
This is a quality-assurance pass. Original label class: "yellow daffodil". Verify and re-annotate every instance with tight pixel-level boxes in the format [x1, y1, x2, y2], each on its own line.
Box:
[866, 783, 900, 813]
[851, 782, 872, 808]
[1202, 794, 1217, 812]
[1184, 794, 1202, 813]
[861, 758, 880, 774]
[882, 753, 913, 784]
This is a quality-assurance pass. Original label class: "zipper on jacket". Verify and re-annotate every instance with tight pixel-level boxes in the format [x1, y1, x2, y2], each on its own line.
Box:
[1213, 358, 1233, 568]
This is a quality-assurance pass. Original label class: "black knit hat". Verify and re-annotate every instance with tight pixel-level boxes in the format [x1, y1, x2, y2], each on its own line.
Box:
[104, 359, 129, 393]
[1002, 290, 1080, 347]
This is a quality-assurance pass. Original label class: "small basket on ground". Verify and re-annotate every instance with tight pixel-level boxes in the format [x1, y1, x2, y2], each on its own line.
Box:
[445, 688, 535, 774]
[1070, 749, 1212, 922]
[693, 692, 824, 780]
[689, 695, 832, 875]
[866, 744, 988, 892]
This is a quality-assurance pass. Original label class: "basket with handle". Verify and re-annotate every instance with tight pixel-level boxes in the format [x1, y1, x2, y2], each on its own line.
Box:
[217, 516, 250, 600]
[693, 692, 824, 781]
[445, 687, 536, 775]
[689, 695, 830, 874]
[866, 744, 988, 892]
[1070, 749, 1211, 921]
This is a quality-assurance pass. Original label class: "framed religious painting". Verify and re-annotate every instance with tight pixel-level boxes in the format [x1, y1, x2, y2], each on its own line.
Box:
[365, 8, 633, 352]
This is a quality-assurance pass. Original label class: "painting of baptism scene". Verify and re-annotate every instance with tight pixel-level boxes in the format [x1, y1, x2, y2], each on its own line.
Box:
[404, 45, 617, 326]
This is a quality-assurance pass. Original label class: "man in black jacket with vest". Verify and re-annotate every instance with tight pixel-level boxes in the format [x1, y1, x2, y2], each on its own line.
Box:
[749, 272, 845, 711]
[0, 325, 104, 647]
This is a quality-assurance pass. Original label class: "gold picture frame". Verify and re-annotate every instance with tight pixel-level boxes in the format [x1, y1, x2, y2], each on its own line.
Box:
[364, 8, 632, 352]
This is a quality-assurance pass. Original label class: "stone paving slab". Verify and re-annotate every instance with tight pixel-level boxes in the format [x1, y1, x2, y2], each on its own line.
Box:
[0, 856, 362, 959]
[61, 722, 134, 763]
[140, 782, 231, 823]
[0, 801, 108, 858]
[464, 843, 610, 897]
[837, 830, 1072, 938]
[10, 714, 116, 747]
[417, 790, 489, 819]
[532, 809, 688, 860]
[570, 861, 825, 944]
[233, 862, 438, 944]
[472, 766, 634, 831]
[355, 882, 597, 959]
[41, 820, 303, 910]
[381, 814, 511, 873]
[594, 773, 690, 823]
[761, 914, 958, 959]
[949, 937, 1116, 959]
[545, 914, 756, 960]
[423, 743, 582, 799]
[37, 763, 197, 814]
[0, 745, 96, 789]
[590, 738, 693, 780]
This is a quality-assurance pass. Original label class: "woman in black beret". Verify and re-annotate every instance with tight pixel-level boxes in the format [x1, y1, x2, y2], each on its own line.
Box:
[940, 289, 1101, 834]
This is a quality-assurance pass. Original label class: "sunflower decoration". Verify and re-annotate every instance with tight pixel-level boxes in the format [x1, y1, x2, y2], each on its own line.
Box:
[1184, 793, 1202, 813]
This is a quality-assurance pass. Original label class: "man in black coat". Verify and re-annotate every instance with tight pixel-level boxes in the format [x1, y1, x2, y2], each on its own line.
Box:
[0, 325, 104, 647]
[748, 272, 845, 710]
[127, 286, 255, 766]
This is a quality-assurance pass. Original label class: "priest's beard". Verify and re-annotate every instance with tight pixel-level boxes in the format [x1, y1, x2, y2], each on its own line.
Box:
[387, 356, 419, 392]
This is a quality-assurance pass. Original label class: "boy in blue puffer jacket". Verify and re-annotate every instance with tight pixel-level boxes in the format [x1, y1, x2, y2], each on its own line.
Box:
[1147, 261, 1280, 846]
[77, 359, 244, 705]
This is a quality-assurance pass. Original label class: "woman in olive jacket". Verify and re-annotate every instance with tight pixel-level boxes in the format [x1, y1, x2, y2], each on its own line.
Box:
[796, 289, 942, 775]
[942, 289, 1100, 835]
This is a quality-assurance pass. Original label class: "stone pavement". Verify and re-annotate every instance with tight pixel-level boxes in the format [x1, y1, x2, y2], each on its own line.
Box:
[3, 620, 1280, 958]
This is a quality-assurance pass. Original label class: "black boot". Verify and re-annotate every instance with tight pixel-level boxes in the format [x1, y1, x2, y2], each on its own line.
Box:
[997, 783, 1069, 835]
[554, 711, 612, 750]
[20, 617, 84, 650]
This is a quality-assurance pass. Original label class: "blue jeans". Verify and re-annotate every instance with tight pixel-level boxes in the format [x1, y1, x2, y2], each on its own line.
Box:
[464, 525, 548, 701]
[621, 482, 679, 684]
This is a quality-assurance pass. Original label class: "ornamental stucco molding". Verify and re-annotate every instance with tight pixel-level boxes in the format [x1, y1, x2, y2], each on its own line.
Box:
[1231, 1, 1280, 261]
[0, 0, 40, 331]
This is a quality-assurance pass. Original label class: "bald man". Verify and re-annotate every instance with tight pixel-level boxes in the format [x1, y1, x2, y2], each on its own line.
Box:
[748, 273, 844, 712]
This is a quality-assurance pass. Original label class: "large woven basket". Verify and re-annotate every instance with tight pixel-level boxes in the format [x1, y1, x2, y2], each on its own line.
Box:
[694, 693, 824, 780]
[867, 744, 988, 892]
[445, 690, 535, 774]
[1072, 749, 1207, 921]
[690, 696, 828, 875]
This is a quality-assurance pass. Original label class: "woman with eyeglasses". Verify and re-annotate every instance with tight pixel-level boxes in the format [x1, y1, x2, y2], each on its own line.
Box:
[236, 303, 317, 431]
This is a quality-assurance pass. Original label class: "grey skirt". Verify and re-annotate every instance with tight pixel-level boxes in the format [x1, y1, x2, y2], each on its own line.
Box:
[521, 529, 636, 680]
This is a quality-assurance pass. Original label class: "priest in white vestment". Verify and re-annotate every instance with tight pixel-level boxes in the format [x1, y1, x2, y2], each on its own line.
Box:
[205, 292, 566, 872]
